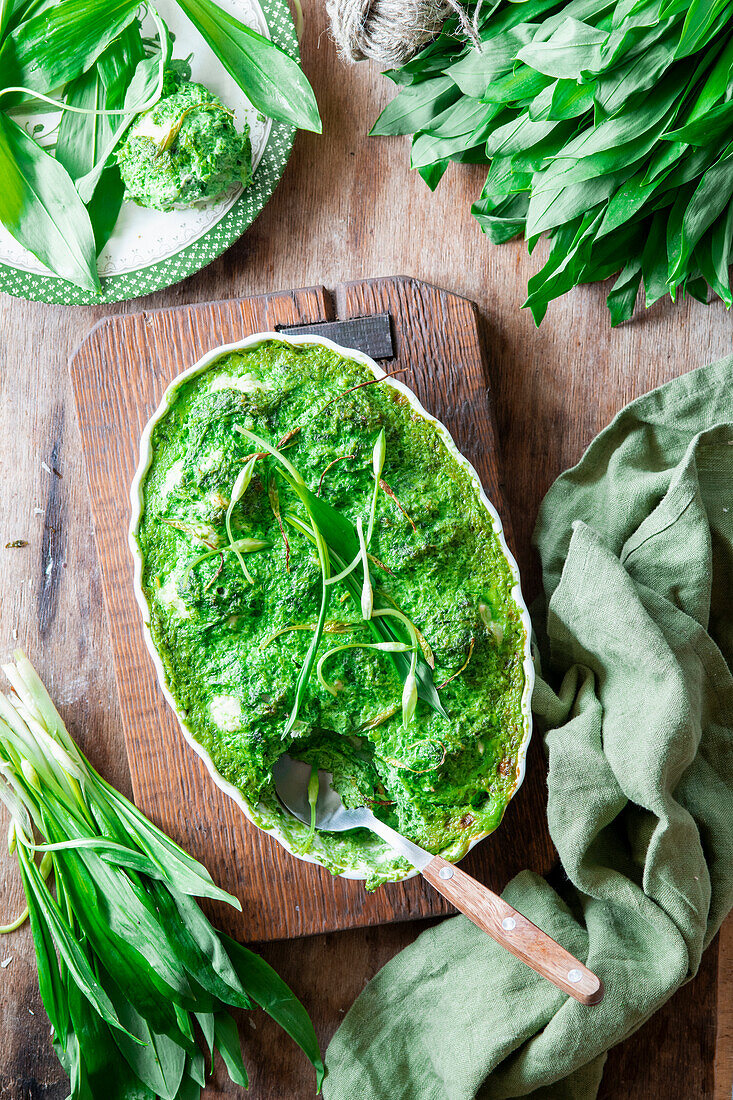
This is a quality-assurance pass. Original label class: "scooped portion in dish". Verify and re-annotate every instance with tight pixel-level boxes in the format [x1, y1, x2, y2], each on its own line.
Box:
[117, 63, 252, 211]
[135, 340, 528, 886]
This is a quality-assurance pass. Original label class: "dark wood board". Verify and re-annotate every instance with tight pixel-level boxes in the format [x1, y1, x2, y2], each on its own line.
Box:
[69, 275, 554, 944]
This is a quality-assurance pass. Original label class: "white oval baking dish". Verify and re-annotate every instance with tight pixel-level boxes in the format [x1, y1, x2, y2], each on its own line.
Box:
[129, 332, 535, 882]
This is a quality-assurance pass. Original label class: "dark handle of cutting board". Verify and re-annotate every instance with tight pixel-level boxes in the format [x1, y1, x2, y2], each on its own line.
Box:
[422, 856, 604, 1005]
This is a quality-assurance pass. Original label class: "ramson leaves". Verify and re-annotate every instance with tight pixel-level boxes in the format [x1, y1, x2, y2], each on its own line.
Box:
[0, 112, 100, 292]
[371, 0, 733, 322]
[0, 652, 324, 1100]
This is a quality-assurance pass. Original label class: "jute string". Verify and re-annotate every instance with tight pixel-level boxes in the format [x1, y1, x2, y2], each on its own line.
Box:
[326, 0, 483, 66]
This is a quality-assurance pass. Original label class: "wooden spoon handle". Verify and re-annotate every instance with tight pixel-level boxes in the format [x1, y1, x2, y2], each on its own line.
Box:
[422, 855, 603, 1005]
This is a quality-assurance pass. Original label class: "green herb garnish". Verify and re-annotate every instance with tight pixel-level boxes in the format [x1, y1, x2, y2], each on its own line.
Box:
[234, 422, 447, 728]
[0, 651, 324, 1097]
[315, 640, 412, 696]
[183, 536, 271, 581]
[235, 426, 333, 736]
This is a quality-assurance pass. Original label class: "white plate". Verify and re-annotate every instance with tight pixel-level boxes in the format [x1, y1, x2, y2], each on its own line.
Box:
[0, 0, 297, 304]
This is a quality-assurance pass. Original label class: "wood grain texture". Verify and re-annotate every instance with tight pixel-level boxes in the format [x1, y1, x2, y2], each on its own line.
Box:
[0, 0, 730, 1093]
[422, 854, 603, 1004]
[69, 277, 554, 944]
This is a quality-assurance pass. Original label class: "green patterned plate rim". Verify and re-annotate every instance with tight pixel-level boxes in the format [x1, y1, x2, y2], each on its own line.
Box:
[0, 0, 297, 306]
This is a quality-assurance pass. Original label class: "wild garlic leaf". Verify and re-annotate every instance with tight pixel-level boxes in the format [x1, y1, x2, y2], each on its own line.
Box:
[16, 845, 127, 1036]
[86, 164, 126, 255]
[223, 934, 325, 1089]
[534, 78, 595, 121]
[151, 883, 252, 1009]
[101, 968, 188, 1100]
[448, 24, 538, 97]
[418, 158, 449, 190]
[63, 978, 156, 1100]
[701, 202, 733, 306]
[481, 64, 550, 105]
[98, 18, 147, 105]
[56, 64, 113, 180]
[664, 100, 733, 147]
[172, 0, 321, 132]
[51, 836, 198, 1004]
[668, 144, 733, 282]
[370, 75, 460, 137]
[56, 22, 144, 181]
[607, 256, 643, 324]
[641, 211, 671, 307]
[213, 1012, 249, 1088]
[0, 0, 16, 38]
[18, 853, 68, 1040]
[75, 45, 167, 204]
[94, 777, 241, 908]
[54, 44, 129, 254]
[516, 17, 606, 79]
[676, 0, 732, 57]
[0, 0, 140, 97]
[0, 113, 100, 293]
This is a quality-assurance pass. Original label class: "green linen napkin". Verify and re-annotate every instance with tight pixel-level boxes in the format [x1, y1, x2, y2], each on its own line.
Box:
[323, 355, 733, 1099]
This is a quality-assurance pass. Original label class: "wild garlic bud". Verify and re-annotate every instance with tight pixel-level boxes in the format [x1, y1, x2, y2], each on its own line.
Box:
[402, 672, 418, 728]
[21, 758, 40, 791]
[361, 583, 373, 621]
[230, 455, 258, 505]
[233, 538, 271, 552]
[372, 429, 386, 480]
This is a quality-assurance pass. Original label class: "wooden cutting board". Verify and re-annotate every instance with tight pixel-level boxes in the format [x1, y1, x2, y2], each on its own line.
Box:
[69, 275, 554, 943]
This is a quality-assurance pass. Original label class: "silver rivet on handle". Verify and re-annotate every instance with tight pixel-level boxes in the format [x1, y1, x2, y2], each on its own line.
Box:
[567, 969, 582, 983]
[501, 917, 516, 931]
[438, 866, 454, 880]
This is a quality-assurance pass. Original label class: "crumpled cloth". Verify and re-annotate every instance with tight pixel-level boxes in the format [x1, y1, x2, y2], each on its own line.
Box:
[323, 355, 733, 1099]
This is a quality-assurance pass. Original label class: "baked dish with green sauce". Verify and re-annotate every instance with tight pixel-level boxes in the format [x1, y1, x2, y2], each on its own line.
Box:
[131, 336, 533, 888]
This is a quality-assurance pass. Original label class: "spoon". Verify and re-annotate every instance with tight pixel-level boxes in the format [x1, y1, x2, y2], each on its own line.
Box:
[273, 755, 603, 1005]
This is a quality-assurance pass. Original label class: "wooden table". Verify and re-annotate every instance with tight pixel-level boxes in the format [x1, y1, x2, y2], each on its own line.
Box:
[0, 3, 730, 1096]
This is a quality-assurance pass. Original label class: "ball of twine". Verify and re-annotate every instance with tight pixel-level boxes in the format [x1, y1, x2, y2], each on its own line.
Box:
[327, 0, 482, 67]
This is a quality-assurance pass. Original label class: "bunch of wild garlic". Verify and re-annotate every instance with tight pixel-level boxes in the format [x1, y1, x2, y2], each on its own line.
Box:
[0, 651, 323, 1099]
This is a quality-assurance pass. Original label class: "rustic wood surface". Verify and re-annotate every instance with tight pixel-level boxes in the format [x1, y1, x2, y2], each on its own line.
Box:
[69, 277, 556, 943]
[0, 0, 730, 1095]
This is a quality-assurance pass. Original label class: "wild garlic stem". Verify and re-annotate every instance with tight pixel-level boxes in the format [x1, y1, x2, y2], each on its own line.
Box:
[225, 454, 261, 584]
[357, 518, 373, 620]
[316, 641, 411, 696]
[236, 427, 304, 485]
[304, 766, 319, 849]
[0, 851, 52, 935]
[0, 6, 168, 119]
[367, 430, 386, 545]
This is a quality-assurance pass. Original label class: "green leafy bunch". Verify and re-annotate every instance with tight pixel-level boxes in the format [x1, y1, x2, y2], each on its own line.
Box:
[0, 0, 320, 294]
[373, 0, 733, 323]
[0, 651, 324, 1099]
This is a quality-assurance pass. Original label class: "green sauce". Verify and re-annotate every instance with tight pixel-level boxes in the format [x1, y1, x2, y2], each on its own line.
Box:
[137, 341, 528, 887]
